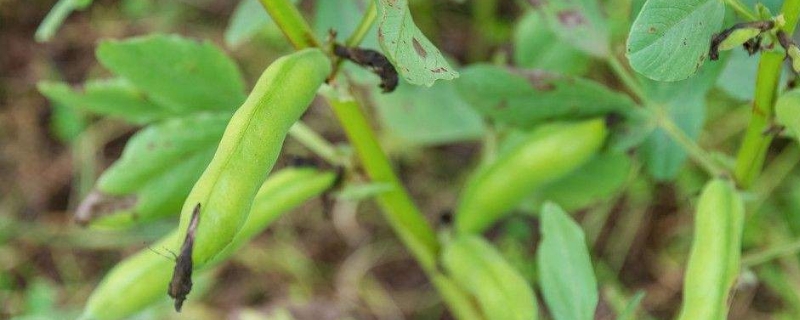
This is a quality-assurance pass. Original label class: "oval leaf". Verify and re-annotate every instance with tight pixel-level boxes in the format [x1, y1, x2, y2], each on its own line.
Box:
[374, 0, 458, 86]
[97, 34, 246, 112]
[627, 0, 725, 81]
[456, 65, 636, 128]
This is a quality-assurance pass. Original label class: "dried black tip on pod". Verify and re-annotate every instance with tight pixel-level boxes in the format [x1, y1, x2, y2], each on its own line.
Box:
[168, 203, 201, 312]
[333, 43, 399, 93]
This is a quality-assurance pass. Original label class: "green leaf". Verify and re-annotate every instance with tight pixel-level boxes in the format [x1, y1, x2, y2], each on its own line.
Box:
[537, 202, 598, 320]
[374, 0, 459, 86]
[373, 79, 485, 145]
[534, 0, 610, 57]
[38, 79, 172, 124]
[35, 0, 93, 42]
[443, 235, 539, 320]
[513, 11, 590, 75]
[97, 113, 228, 195]
[531, 152, 631, 212]
[639, 58, 724, 180]
[626, 0, 725, 81]
[225, 0, 272, 48]
[78, 113, 229, 226]
[97, 34, 246, 112]
[455, 65, 636, 129]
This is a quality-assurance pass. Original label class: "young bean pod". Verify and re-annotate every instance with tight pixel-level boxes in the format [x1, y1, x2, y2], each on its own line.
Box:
[175, 48, 330, 267]
[676, 179, 744, 320]
[455, 118, 607, 234]
[441, 235, 539, 320]
[79, 168, 337, 320]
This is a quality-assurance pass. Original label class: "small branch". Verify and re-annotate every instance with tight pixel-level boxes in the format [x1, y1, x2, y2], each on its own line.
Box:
[288, 122, 347, 167]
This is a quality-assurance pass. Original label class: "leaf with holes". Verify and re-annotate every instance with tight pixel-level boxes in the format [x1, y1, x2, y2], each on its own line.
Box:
[374, 0, 458, 86]
[627, 0, 725, 81]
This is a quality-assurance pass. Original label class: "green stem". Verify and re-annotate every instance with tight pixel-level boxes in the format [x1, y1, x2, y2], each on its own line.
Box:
[606, 55, 727, 177]
[258, 3, 483, 318]
[345, 1, 377, 47]
[257, 0, 319, 49]
[734, 52, 783, 187]
[288, 122, 346, 167]
[723, 0, 758, 21]
[734, 0, 800, 188]
[325, 93, 439, 269]
[606, 56, 648, 104]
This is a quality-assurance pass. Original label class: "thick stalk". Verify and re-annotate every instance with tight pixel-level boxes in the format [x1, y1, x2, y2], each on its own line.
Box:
[257, 0, 319, 49]
[257, 1, 482, 318]
[734, 0, 800, 188]
[326, 95, 439, 270]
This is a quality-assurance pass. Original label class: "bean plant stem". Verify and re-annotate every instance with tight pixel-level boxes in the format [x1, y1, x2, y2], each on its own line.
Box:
[345, 1, 377, 47]
[734, 0, 800, 188]
[257, 1, 483, 318]
[724, 0, 758, 21]
[326, 95, 439, 269]
[606, 55, 727, 177]
[257, 0, 319, 49]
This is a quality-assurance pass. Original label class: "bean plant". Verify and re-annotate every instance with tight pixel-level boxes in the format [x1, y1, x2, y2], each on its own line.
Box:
[30, 0, 800, 319]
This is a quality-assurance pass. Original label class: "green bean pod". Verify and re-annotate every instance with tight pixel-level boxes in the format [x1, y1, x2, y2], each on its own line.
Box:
[455, 118, 607, 234]
[441, 235, 539, 320]
[79, 168, 337, 320]
[676, 179, 744, 320]
[176, 48, 330, 266]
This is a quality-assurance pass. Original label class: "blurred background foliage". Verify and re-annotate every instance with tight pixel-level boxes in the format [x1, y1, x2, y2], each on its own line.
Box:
[2, 0, 800, 319]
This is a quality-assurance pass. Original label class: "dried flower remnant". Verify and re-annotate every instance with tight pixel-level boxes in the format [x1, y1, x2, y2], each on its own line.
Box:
[168, 203, 201, 312]
[334, 43, 398, 93]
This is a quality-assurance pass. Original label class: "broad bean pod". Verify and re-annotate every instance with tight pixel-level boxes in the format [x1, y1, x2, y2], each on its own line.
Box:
[455, 118, 607, 234]
[175, 48, 330, 266]
[441, 235, 539, 320]
[79, 167, 337, 320]
[676, 179, 744, 320]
